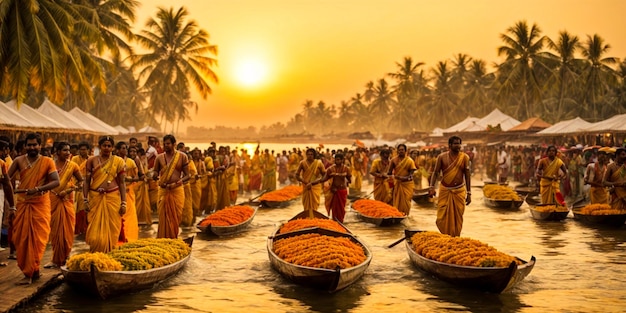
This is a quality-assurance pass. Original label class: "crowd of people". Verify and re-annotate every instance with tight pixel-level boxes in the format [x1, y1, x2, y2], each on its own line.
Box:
[1, 132, 625, 285]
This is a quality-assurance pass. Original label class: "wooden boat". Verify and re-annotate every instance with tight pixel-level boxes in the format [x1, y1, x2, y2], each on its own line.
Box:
[514, 184, 539, 196]
[196, 207, 258, 236]
[525, 192, 541, 206]
[259, 199, 293, 208]
[412, 187, 432, 204]
[403, 230, 535, 293]
[571, 208, 626, 227]
[61, 236, 194, 299]
[267, 221, 372, 292]
[483, 196, 525, 210]
[529, 204, 569, 221]
[353, 211, 406, 227]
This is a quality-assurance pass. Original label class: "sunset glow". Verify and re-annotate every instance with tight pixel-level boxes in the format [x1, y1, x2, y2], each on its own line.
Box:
[234, 58, 269, 88]
[133, 0, 626, 130]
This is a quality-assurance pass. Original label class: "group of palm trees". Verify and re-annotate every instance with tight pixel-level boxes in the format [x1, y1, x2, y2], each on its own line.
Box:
[283, 21, 626, 137]
[1, 3, 624, 139]
[0, 0, 216, 132]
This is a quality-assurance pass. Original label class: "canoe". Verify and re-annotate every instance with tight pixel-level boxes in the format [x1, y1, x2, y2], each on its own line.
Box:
[61, 236, 194, 299]
[529, 204, 569, 221]
[514, 184, 539, 196]
[525, 192, 541, 206]
[196, 207, 258, 236]
[354, 211, 406, 227]
[483, 196, 525, 210]
[571, 208, 626, 227]
[412, 188, 434, 205]
[403, 230, 535, 293]
[259, 199, 293, 208]
[267, 225, 372, 292]
[283, 209, 351, 233]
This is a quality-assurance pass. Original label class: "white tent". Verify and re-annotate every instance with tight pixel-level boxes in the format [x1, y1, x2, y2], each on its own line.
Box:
[536, 117, 593, 135]
[4, 100, 67, 129]
[466, 109, 520, 132]
[114, 125, 130, 134]
[138, 125, 160, 133]
[441, 117, 480, 133]
[0, 101, 35, 127]
[69, 107, 120, 134]
[583, 114, 626, 132]
[430, 127, 444, 137]
[37, 99, 100, 132]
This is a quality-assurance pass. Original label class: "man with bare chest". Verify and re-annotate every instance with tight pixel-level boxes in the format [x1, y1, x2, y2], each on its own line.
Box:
[429, 136, 471, 237]
[318, 153, 351, 222]
[152, 135, 189, 239]
[387, 144, 416, 215]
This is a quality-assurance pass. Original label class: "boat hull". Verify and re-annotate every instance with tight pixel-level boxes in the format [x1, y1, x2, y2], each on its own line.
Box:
[572, 209, 626, 227]
[260, 200, 293, 208]
[354, 211, 405, 227]
[404, 230, 535, 293]
[196, 207, 258, 236]
[267, 227, 372, 292]
[61, 236, 194, 299]
[484, 197, 524, 210]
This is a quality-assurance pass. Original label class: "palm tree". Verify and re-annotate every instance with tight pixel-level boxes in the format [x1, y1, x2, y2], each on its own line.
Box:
[450, 53, 472, 94]
[543, 31, 583, 121]
[496, 20, 551, 120]
[349, 93, 371, 132]
[0, 0, 102, 105]
[93, 53, 145, 127]
[387, 57, 425, 132]
[132, 6, 218, 130]
[580, 34, 619, 120]
[463, 59, 495, 117]
[429, 61, 461, 128]
[369, 78, 395, 134]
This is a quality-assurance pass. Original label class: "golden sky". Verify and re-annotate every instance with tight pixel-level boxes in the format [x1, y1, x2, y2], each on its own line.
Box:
[135, 0, 626, 131]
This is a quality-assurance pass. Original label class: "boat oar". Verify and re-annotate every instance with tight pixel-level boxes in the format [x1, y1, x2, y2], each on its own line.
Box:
[237, 189, 269, 205]
[387, 236, 406, 248]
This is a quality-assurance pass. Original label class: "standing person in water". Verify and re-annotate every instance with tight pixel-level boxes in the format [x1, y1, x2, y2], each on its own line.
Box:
[316, 153, 351, 223]
[429, 136, 471, 237]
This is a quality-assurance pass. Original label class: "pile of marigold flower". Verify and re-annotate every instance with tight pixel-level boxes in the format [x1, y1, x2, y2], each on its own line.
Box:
[352, 199, 404, 217]
[66, 238, 191, 271]
[273, 233, 366, 269]
[198, 205, 255, 226]
[483, 185, 521, 201]
[278, 218, 347, 234]
[580, 203, 626, 215]
[410, 231, 521, 268]
[533, 205, 569, 212]
[259, 185, 303, 202]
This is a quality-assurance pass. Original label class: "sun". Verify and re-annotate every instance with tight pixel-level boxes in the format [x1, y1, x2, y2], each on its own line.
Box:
[234, 59, 268, 88]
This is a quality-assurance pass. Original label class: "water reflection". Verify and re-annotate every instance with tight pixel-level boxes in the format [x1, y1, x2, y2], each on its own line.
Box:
[587, 227, 626, 253]
[532, 219, 569, 252]
[272, 283, 370, 313]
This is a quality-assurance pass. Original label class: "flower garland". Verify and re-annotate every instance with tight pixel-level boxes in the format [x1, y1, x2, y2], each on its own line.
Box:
[483, 185, 521, 201]
[352, 199, 404, 217]
[259, 185, 303, 202]
[273, 233, 366, 269]
[410, 231, 521, 268]
[66, 238, 191, 271]
[278, 218, 347, 234]
[198, 205, 255, 226]
[580, 203, 626, 215]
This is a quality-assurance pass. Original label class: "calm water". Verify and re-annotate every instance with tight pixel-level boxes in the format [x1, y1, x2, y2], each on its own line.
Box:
[20, 178, 626, 313]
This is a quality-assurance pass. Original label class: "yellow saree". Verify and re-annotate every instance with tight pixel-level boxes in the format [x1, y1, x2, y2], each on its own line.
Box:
[86, 156, 125, 253]
[392, 157, 416, 215]
[539, 158, 564, 205]
[301, 159, 324, 217]
[50, 161, 79, 265]
[157, 151, 184, 239]
[371, 158, 391, 204]
[436, 152, 470, 237]
[122, 158, 139, 242]
[13, 157, 55, 278]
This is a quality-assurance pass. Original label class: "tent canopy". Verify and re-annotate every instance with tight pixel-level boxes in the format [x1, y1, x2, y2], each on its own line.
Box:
[37, 99, 100, 132]
[584, 114, 626, 132]
[0, 101, 35, 127]
[536, 117, 592, 135]
[442, 117, 480, 133]
[69, 107, 120, 134]
[507, 117, 551, 132]
[4, 100, 67, 129]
